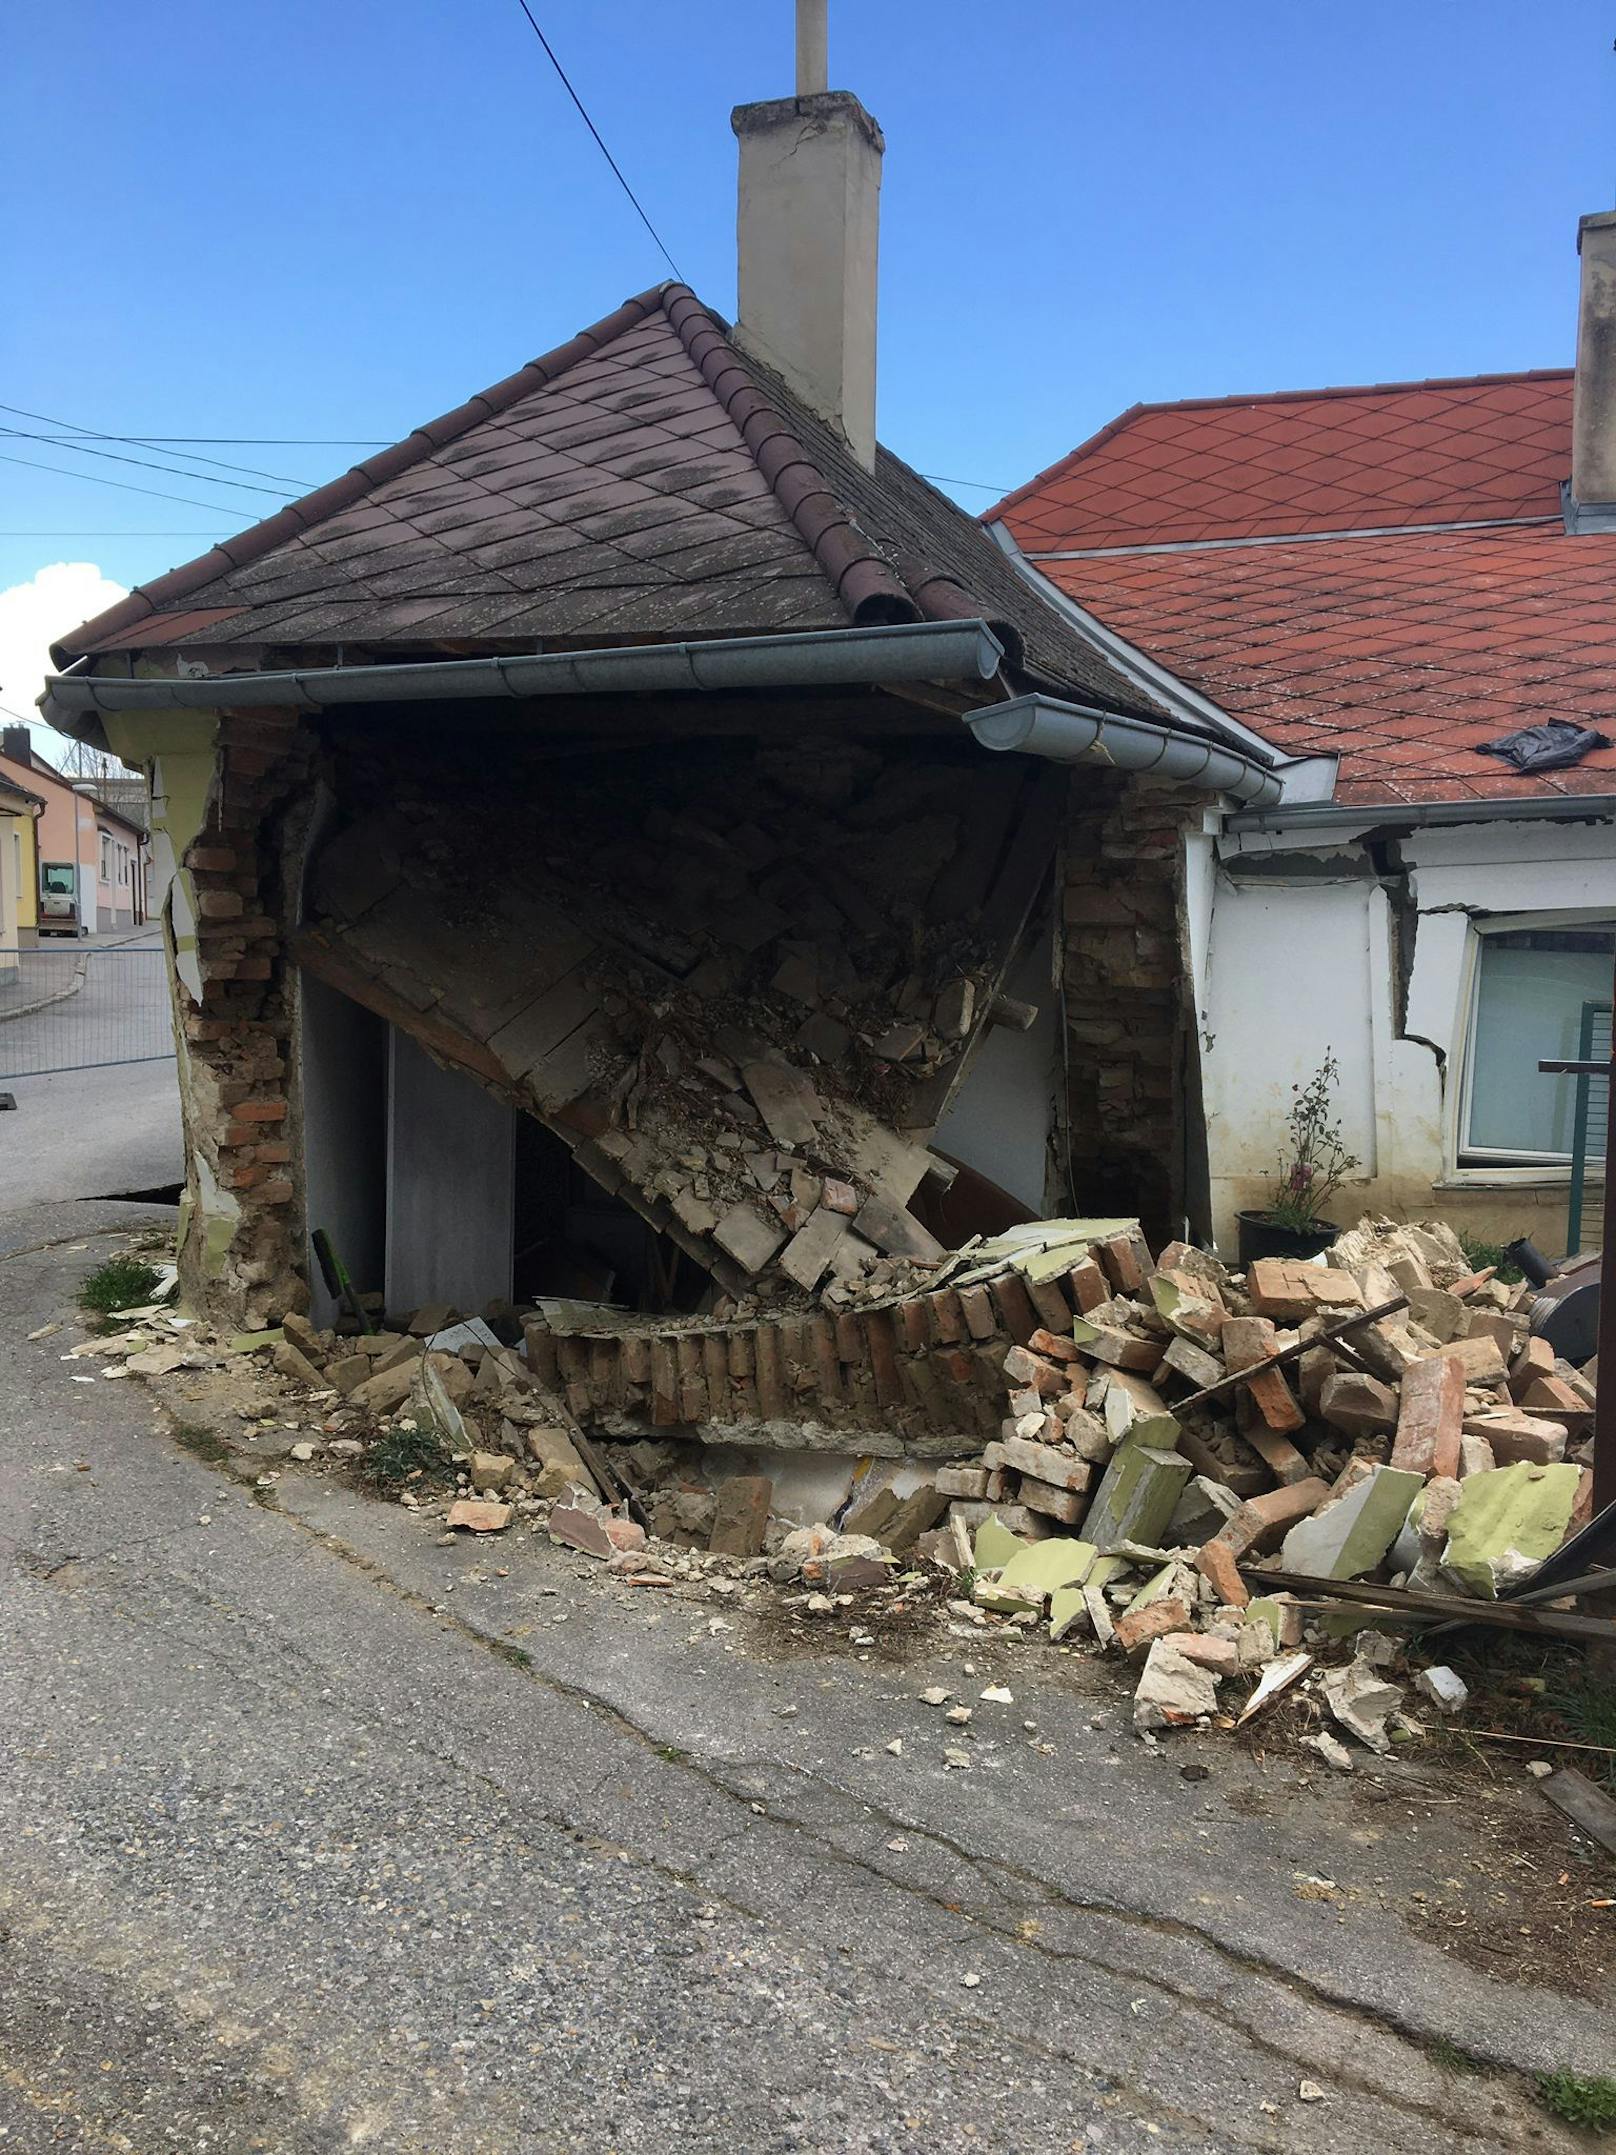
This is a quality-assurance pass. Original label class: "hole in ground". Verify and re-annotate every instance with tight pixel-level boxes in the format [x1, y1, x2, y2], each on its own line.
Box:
[81, 1183, 184, 1205]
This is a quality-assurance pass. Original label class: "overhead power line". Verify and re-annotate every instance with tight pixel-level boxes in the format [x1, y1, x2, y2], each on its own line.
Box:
[0, 409, 309, 492]
[0, 450, 264, 516]
[0, 425, 297, 498]
[0, 529, 229, 538]
[509, 0, 683, 281]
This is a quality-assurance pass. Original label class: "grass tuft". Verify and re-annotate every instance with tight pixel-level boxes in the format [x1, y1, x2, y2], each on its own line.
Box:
[1536, 2071, 1616, 2130]
[173, 1422, 231, 1465]
[78, 1257, 161, 1317]
[1453, 1230, 1523, 1285]
[1426, 2037, 1486, 2077]
[359, 1421, 452, 1495]
[490, 1640, 533, 1671]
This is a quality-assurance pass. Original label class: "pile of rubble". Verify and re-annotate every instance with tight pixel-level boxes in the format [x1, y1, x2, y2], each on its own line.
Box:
[938, 1215, 1597, 1747]
[71, 1213, 1601, 1762]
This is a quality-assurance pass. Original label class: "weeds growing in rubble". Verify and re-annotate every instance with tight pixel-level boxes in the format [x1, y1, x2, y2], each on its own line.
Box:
[1535, 2070, 1616, 2130]
[78, 1256, 161, 1318]
[360, 1420, 452, 1496]
[1550, 1670, 1616, 1776]
[1453, 1230, 1524, 1285]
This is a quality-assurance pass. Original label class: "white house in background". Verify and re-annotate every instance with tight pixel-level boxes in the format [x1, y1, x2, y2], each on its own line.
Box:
[987, 211, 1616, 1255]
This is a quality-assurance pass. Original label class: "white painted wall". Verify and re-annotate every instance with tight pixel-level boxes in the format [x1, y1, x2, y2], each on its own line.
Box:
[1200, 813, 1616, 1250]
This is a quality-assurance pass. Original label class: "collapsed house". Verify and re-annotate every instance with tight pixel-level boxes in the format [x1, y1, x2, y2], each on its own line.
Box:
[43, 66, 1296, 1357]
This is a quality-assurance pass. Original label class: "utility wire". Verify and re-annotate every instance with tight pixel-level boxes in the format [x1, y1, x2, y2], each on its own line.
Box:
[0, 405, 312, 489]
[0, 451, 264, 516]
[509, 0, 683, 280]
[0, 529, 229, 537]
[921, 472, 1013, 493]
[0, 414, 306, 494]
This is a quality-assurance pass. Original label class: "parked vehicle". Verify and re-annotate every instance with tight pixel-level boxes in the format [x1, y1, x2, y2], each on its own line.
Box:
[38, 861, 86, 936]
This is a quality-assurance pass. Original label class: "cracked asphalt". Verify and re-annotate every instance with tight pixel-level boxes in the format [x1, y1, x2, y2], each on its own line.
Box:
[2, 1205, 1611, 2152]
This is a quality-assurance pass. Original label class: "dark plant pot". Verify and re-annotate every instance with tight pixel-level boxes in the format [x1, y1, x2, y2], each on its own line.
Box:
[1235, 1211, 1341, 1266]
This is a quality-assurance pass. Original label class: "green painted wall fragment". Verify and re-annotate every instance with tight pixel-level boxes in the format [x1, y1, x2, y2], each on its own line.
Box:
[1441, 1462, 1582, 1599]
[999, 1538, 1096, 1597]
[1084, 1444, 1192, 1553]
[973, 1513, 1025, 1572]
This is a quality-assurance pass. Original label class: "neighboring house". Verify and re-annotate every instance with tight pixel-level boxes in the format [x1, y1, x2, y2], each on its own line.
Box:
[90, 797, 148, 931]
[41, 66, 1282, 1330]
[0, 770, 45, 973]
[0, 724, 101, 936]
[986, 212, 1616, 1253]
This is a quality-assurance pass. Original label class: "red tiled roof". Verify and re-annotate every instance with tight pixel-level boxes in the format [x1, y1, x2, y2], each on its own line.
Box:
[989, 369, 1616, 807]
[57, 286, 1155, 719]
[994, 371, 1574, 550]
[1041, 524, 1616, 806]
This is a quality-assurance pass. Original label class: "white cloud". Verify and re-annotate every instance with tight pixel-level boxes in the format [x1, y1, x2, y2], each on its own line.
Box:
[0, 561, 129, 766]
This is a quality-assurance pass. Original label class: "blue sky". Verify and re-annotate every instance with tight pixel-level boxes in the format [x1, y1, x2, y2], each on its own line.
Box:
[3, 0, 1613, 722]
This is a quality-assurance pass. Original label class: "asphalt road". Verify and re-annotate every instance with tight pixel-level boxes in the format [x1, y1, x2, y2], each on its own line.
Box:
[0, 930, 183, 1208]
[1, 1206, 1611, 2153]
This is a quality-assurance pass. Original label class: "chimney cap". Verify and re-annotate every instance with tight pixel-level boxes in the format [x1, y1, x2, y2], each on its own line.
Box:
[1580, 209, 1616, 250]
[731, 90, 884, 154]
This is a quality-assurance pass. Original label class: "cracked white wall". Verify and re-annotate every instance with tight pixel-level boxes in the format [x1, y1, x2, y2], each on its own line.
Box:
[1200, 815, 1616, 1249]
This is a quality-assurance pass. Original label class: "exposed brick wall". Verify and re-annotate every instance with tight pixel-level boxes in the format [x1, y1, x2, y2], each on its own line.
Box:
[1061, 773, 1205, 1249]
[174, 707, 316, 1326]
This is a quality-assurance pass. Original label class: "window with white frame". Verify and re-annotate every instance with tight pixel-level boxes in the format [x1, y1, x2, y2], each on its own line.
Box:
[1461, 917, 1612, 1166]
[99, 834, 112, 881]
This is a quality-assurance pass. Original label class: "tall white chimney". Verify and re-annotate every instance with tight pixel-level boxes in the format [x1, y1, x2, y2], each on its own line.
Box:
[1570, 209, 1616, 526]
[731, 3, 882, 470]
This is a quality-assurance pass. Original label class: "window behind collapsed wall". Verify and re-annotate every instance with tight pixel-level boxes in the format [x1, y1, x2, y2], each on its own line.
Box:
[1461, 919, 1613, 1166]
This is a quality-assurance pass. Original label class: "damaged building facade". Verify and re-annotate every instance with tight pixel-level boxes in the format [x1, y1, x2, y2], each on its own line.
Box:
[45, 78, 1294, 1360]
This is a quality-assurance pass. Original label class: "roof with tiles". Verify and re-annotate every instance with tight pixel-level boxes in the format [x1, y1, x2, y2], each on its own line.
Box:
[989, 369, 1616, 807]
[57, 285, 1157, 721]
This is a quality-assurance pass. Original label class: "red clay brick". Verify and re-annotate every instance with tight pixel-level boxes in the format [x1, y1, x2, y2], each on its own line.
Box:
[1391, 1354, 1465, 1479]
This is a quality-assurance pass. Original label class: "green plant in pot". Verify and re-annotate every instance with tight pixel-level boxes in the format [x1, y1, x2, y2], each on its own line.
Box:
[1237, 1052, 1358, 1264]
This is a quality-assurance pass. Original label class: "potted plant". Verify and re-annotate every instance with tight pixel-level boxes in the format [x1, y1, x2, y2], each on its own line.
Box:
[1237, 1052, 1358, 1264]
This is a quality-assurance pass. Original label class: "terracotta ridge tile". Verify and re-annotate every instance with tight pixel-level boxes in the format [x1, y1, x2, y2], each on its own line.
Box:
[658, 283, 919, 625]
[53, 286, 669, 664]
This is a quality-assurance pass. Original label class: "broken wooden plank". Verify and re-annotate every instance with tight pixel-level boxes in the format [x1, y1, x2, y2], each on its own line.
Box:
[1243, 1565, 1616, 1644]
[1537, 1766, 1616, 1860]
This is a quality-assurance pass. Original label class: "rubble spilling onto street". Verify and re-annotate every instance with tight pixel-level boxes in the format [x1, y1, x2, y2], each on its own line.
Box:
[72, 1212, 1605, 1765]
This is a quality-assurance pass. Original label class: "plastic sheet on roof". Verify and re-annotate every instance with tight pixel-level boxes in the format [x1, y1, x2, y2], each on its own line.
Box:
[1479, 719, 1613, 774]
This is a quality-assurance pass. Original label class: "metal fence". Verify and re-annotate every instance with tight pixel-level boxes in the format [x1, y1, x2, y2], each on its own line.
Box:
[1565, 998, 1611, 1257]
[0, 943, 175, 1080]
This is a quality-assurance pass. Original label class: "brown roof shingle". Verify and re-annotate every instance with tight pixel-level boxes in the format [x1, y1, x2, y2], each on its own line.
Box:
[57, 286, 1157, 717]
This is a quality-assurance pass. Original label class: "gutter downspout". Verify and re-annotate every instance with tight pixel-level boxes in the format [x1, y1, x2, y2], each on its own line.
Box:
[963, 692, 1286, 809]
[43, 620, 1006, 733]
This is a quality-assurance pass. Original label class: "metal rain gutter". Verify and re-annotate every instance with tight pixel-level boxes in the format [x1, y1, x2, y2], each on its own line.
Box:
[1225, 792, 1616, 834]
[963, 692, 1286, 809]
[44, 620, 1006, 717]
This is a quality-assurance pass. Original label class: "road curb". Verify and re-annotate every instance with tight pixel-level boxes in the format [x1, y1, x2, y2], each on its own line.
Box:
[0, 949, 90, 1025]
[0, 926, 161, 1026]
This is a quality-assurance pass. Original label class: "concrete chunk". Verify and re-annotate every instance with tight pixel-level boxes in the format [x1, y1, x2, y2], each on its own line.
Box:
[1318, 1371, 1398, 1438]
[1279, 1464, 1424, 1580]
[1083, 1444, 1192, 1554]
[1132, 1639, 1219, 1730]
